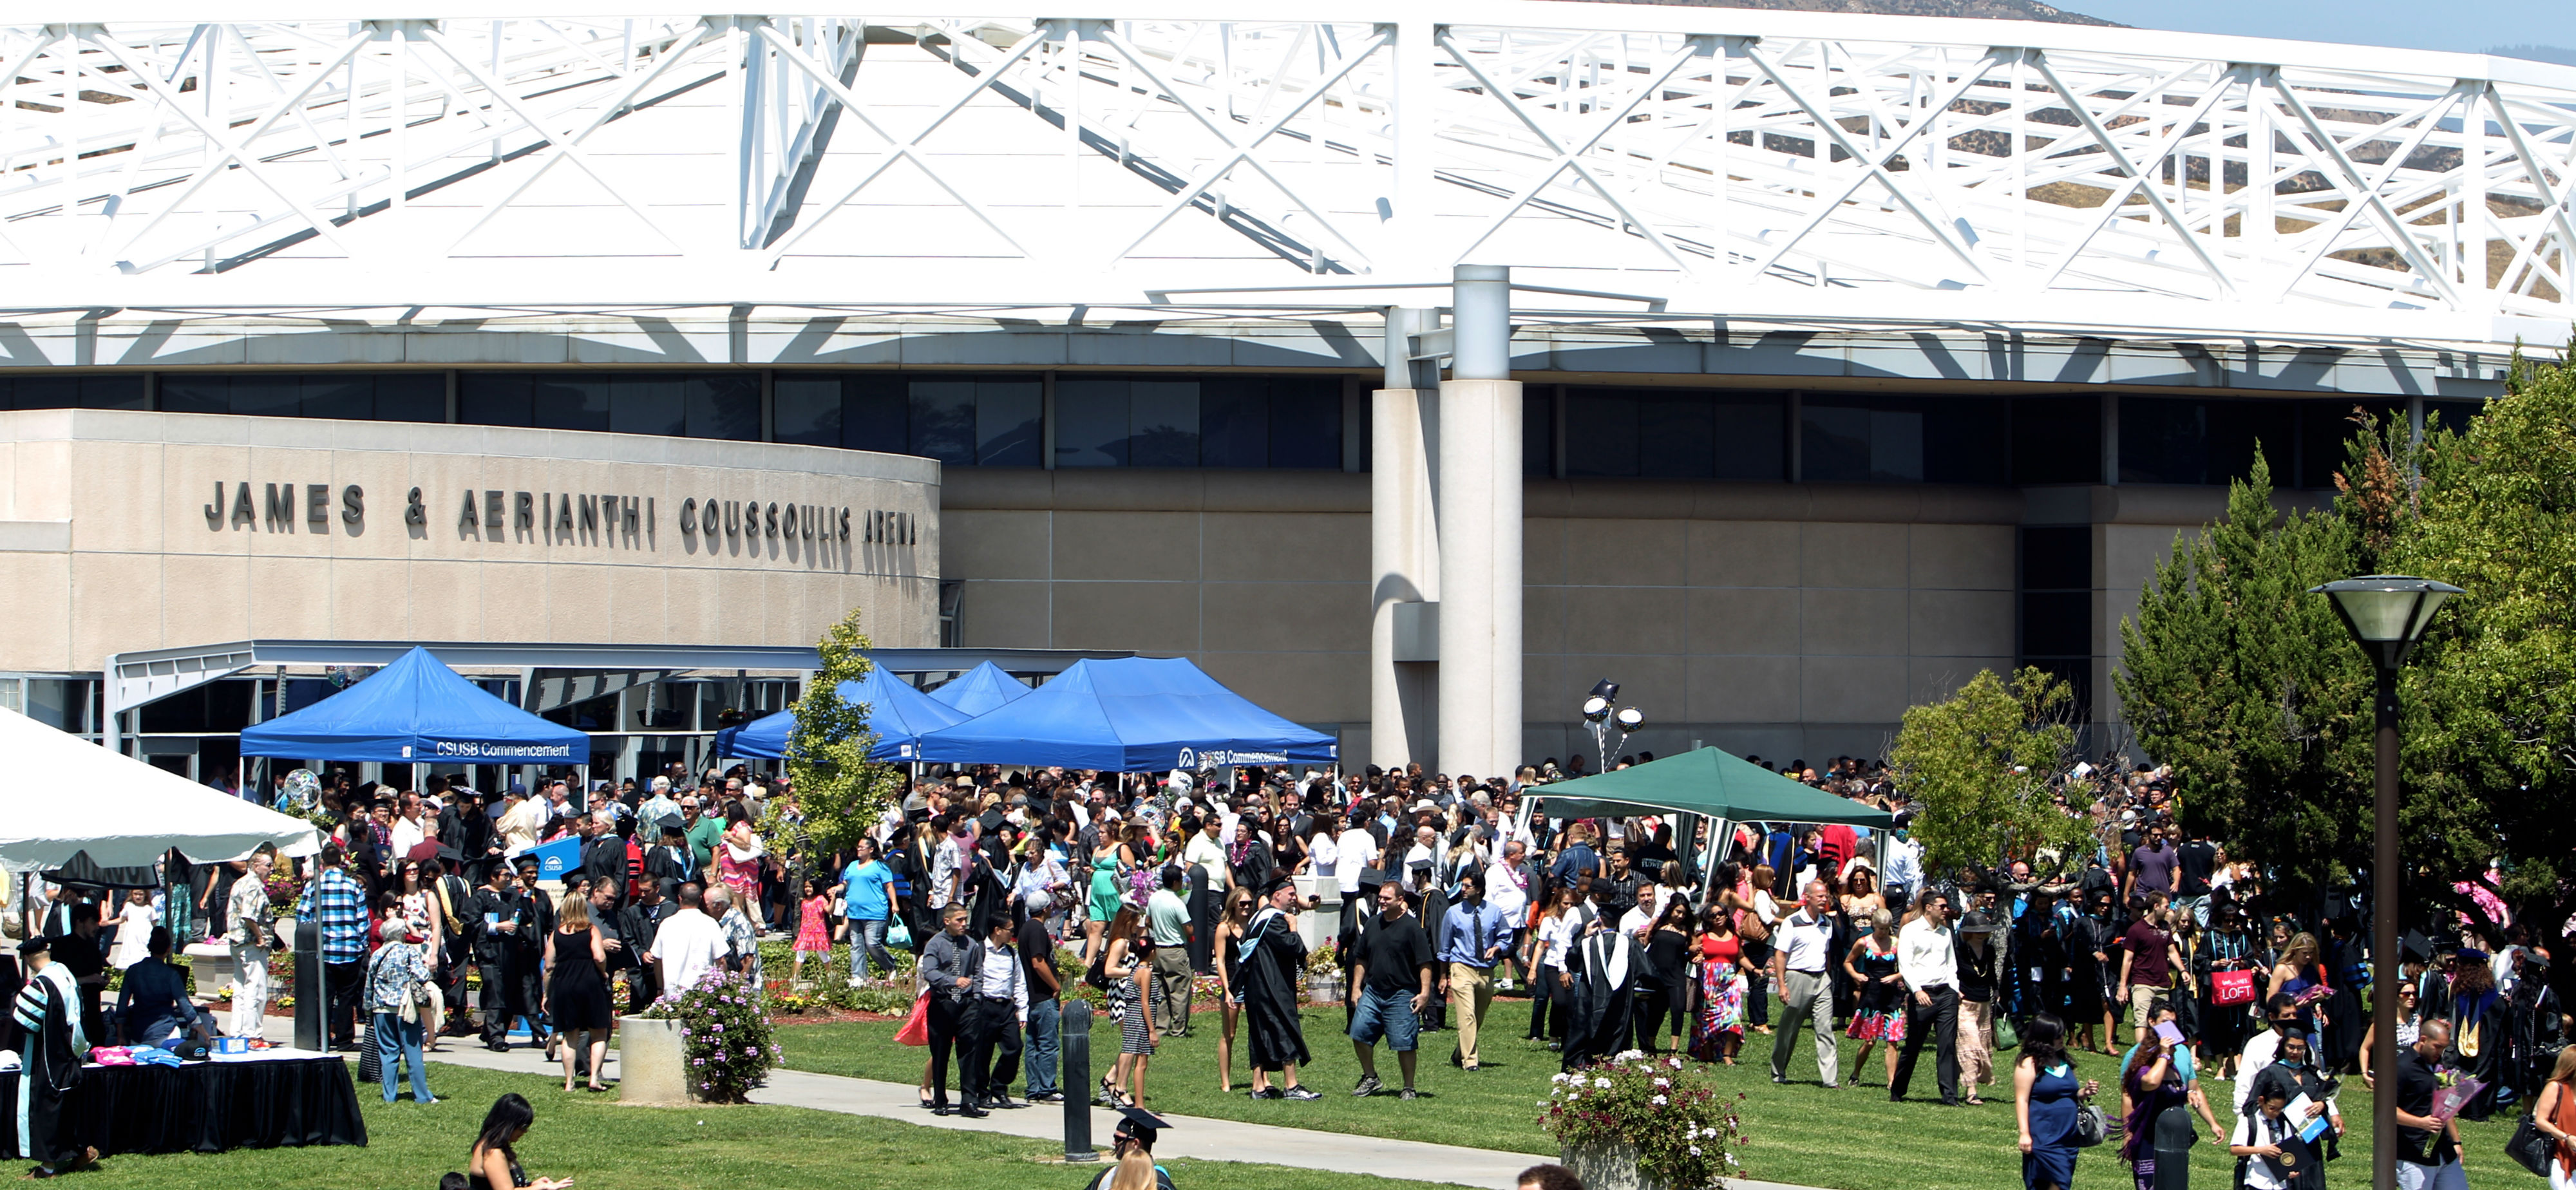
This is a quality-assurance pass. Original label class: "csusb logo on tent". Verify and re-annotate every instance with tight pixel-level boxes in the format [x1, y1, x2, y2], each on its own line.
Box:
[1177, 748, 1292, 769]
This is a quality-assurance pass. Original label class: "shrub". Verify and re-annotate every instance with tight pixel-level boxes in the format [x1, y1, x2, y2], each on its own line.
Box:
[642, 970, 780, 1104]
[1540, 1051, 1747, 1190]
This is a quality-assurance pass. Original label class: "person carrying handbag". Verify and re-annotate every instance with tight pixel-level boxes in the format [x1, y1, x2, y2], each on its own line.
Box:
[365, 917, 437, 1106]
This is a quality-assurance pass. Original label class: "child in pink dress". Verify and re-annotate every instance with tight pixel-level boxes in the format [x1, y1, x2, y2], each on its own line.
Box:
[791, 877, 833, 983]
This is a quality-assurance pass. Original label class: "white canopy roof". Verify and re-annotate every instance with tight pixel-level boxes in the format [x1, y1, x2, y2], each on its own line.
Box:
[0, 706, 321, 873]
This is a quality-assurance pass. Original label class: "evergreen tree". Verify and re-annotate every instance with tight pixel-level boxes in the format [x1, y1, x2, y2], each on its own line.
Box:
[775, 607, 905, 860]
[2113, 454, 2374, 898]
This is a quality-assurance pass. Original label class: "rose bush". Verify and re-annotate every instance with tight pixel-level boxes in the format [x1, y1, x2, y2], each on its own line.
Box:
[1540, 1050, 1748, 1190]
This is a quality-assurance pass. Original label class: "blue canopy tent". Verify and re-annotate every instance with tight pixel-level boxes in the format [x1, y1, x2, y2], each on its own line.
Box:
[926, 661, 1032, 717]
[715, 665, 972, 762]
[916, 656, 1336, 771]
[238, 647, 592, 764]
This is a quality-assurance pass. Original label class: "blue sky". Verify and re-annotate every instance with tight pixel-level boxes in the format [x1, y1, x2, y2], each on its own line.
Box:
[2064, 0, 2574, 58]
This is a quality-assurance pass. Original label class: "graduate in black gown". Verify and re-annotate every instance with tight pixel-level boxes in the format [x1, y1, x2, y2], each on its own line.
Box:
[2446, 955, 2511, 1120]
[1561, 903, 1642, 1071]
[7, 938, 91, 1179]
[1236, 876, 1320, 1099]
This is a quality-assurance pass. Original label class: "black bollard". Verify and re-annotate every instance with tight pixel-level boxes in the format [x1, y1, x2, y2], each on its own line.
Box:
[292, 919, 324, 1052]
[1062, 999, 1096, 1162]
[2151, 1103, 2195, 1190]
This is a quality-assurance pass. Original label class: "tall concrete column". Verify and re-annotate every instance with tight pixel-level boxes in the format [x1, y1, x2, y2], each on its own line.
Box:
[1372, 308, 1439, 770]
[1436, 266, 1523, 779]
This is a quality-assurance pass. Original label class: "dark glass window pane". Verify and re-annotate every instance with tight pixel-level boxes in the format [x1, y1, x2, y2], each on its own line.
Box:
[1638, 392, 1716, 479]
[1198, 381, 1263, 468]
[300, 376, 372, 420]
[773, 377, 842, 447]
[974, 379, 1042, 466]
[2206, 400, 2293, 486]
[2020, 591, 2092, 657]
[1565, 389, 1640, 477]
[530, 376, 609, 431]
[2021, 659, 2092, 722]
[226, 376, 301, 418]
[688, 373, 761, 441]
[2119, 397, 2205, 484]
[2426, 399, 2483, 435]
[1523, 388, 1553, 477]
[845, 377, 907, 453]
[78, 375, 146, 410]
[460, 374, 533, 427]
[1801, 400, 1871, 482]
[908, 381, 975, 464]
[610, 377, 685, 437]
[1267, 379, 1341, 469]
[2011, 397, 2100, 485]
[1924, 397, 2005, 485]
[158, 375, 228, 415]
[1712, 393, 1785, 482]
[1054, 378, 1129, 468]
[1131, 380, 1202, 468]
[375, 373, 446, 422]
[14, 377, 74, 411]
[2021, 526, 2090, 591]
[1868, 406, 1925, 482]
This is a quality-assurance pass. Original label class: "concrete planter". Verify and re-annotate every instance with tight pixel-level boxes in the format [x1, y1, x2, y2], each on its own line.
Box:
[1305, 972, 1344, 1006]
[618, 1016, 692, 1106]
[1560, 1140, 1667, 1190]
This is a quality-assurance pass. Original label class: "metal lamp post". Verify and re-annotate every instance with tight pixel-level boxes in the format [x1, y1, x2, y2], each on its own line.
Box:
[2309, 574, 2461, 1190]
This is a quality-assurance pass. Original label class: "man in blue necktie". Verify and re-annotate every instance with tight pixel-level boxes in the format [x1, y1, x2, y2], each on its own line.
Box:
[1438, 872, 1510, 1072]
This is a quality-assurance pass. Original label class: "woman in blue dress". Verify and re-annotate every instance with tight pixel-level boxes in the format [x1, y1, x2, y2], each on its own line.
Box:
[2016, 1014, 2100, 1190]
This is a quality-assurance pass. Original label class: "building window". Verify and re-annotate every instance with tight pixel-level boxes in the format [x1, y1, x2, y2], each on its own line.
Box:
[160, 373, 446, 422]
[2018, 525, 2092, 722]
[2295, 400, 2405, 489]
[1802, 394, 2004, 484]
[0, 375, 147, 411]
[775, 374, 1041, 465]
[2425, 399, 2484, 435]
[1050, 375, 1342, 469]
[1564, 388, 1785, 481]
[2010, 397, 2101, 486]
[2118, 397, 2295, 486]
[459, 372, 761, 441]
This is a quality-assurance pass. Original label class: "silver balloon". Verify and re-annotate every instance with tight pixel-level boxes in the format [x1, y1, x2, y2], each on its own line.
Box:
[281, 767, 321, 808]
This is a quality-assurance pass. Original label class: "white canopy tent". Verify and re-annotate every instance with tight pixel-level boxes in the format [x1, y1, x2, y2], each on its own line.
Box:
[0, 706, 321, 874]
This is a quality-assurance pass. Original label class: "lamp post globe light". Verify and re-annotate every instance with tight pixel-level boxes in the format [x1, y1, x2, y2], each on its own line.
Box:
[2309, 575, 2461, 1190]
[1582, 679, 1642, 775]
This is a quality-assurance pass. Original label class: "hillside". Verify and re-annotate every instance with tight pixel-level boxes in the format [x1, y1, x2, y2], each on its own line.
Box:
[1589, 0, 2119, 25]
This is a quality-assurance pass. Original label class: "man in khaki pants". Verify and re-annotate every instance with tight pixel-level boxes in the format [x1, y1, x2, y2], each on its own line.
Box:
[1437, 872, 1510, 1071]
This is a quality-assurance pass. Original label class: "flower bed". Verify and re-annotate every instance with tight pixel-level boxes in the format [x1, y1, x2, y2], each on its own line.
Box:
[1541, 1051, 1747, 1190]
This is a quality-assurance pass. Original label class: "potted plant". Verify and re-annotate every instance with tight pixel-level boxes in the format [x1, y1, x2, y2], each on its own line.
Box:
[1540, 1052, 1747, 1190]
[1303, 942, 1343, 1005]
[627, 971, 781, 1104]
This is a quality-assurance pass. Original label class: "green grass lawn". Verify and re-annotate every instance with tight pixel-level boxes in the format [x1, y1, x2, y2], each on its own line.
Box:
[777, 996, 2533, 1190]
[55, 1063, 1461, 1190]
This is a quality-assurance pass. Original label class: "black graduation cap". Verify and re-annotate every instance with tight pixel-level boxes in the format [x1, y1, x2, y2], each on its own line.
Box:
[658, 814, 687, 836]
[1113, 1106, 1171, 1146]
[1257, 873, 1296, 899]
[2402, 929, 2434, 963]
[1352, 867, 1387, 892]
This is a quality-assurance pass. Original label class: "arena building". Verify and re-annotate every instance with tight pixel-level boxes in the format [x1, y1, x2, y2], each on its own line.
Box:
[0, 4, 2562, 779]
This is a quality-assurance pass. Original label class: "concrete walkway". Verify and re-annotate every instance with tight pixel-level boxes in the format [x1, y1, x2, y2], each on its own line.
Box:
[267, 1017, 1817, 1190]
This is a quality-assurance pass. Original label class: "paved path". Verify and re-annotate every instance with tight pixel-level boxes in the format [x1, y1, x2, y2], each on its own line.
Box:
[267, 1017, 1818, 1190]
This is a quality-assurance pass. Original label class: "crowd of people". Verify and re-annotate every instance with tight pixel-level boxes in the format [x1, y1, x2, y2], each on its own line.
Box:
[3, 744, 2565, 1190]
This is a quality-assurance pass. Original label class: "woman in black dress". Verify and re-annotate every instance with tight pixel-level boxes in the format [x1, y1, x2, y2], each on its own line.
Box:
[1635, 896, 1695, 1055]
[542, 894, 612, 1093]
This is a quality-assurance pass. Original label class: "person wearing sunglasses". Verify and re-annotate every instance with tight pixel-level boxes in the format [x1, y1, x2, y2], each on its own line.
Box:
[2360, 983, 2425, 1091]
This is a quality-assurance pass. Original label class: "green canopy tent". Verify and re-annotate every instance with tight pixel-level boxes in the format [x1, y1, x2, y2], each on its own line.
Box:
[1531, 746, 1895, 827]
[1525, 747, 1895, 900]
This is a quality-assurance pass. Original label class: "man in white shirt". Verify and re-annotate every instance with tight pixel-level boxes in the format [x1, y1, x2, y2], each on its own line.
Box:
[961, 915, 1029, 1112]
[1336, 820, 1381, 896]
[1182, 816, 1231, 892]
[389, 793, 428, 864]
[1768, 879, 1839, 1088]
[1882, 830, 1923, 908]
[646, 883, 726, 997]
[1891, 890, 1962, 1105]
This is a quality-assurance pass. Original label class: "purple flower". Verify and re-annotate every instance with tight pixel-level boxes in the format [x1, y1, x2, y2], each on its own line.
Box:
[692, 1057, 706, 1066]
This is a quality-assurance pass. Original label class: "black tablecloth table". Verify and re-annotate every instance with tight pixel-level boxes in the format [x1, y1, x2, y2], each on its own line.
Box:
[1, 1055, 367, 1157]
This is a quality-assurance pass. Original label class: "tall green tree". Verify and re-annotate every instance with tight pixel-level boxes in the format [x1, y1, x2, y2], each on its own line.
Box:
[2114, 455, 2374, 898]
[1889, 666, 2094, 878]
[2386, 346, 2576, 903]
[775, 608, 905, 860]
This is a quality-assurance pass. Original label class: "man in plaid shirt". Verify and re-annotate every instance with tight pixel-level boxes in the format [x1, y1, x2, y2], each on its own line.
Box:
[297, 842, 369, 1050]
